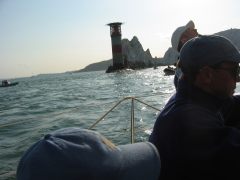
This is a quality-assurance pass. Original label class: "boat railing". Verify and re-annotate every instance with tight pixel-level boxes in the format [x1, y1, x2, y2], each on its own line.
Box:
[88, 96, 161, 143]
[0, 96, 161, 143]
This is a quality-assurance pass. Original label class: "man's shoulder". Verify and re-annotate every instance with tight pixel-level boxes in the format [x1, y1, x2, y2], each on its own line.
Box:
[160, 98, 213, 121]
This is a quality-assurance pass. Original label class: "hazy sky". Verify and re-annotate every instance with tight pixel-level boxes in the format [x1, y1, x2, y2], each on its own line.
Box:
[0, 0, 239, 79]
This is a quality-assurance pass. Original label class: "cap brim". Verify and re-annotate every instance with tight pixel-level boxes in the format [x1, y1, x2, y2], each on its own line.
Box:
[181, 21, 195, 38]
[118, 142, 160, 180]
[232, 51, 240, 63]
[185, 20, 195, 30]
[171, 20, 195, 51]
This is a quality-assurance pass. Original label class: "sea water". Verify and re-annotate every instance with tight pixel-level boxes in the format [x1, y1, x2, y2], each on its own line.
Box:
[1, 67, 239, 179]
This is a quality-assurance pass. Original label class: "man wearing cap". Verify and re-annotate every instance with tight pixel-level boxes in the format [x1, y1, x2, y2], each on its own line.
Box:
[171, 20, 198, 88]
[17, 127, 160, 180]
[149, 35, 240, 180]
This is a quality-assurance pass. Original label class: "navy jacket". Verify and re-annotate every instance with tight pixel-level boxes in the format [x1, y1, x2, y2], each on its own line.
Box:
[222, 95, 240, 128]
[149, 79, 240, 180]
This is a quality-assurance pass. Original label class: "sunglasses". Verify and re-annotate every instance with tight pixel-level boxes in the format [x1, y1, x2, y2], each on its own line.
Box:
[211, 65, 240, 80]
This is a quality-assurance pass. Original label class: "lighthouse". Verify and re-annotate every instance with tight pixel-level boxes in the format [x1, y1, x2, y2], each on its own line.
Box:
[106, 22, 124, 73]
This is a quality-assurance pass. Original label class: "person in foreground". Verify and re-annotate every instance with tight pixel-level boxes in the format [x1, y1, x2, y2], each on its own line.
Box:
[170, 21, 240, 129]
[149, 35, 240, 180]
[171, 20, 198, 88]
[17, 127, 160, 180]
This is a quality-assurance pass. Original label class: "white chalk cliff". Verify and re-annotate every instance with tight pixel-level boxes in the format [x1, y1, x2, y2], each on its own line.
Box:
[122, 36, 154, 68]
[215, 29, 240, 49]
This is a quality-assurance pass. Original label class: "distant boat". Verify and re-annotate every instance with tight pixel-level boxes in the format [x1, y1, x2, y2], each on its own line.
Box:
[0, 80, 19, 88]
[163, 66, 176, 76]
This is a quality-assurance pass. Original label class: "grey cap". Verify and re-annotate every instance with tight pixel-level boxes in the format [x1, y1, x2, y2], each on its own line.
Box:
[17, 127, 160, 180]
[171, 20, 195, 51]
[179, 35, 240, 73]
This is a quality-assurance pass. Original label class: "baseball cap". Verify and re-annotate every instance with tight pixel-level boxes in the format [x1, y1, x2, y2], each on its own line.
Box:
[179, 35, 240, 73]
[171, 20, 195, 51]
[17, 127, 160, 180]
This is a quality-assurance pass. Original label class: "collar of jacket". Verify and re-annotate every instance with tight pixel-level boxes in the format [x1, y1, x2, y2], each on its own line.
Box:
[176, 79, 227, 112]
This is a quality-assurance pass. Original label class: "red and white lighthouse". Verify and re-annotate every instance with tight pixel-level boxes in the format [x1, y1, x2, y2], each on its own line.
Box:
[106, 22, 124, 72]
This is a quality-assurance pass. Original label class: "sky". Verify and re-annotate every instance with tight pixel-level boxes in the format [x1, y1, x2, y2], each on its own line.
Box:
[0, 0, 239, 79]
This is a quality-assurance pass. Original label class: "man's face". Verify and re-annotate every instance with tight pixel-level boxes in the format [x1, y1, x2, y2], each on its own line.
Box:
[180, 28, 198, 45]
[209, 62, 240, 98]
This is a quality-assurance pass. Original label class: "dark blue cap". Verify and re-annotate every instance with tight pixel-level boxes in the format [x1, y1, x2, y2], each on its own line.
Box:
[179, 35, 240, 73]
[16, 127, 160, 180]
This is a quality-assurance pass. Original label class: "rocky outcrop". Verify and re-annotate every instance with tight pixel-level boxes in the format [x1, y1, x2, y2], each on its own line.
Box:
[157, 47, 178, 66]
[122, 36, 154, 69]
[77, 36, 155, 72]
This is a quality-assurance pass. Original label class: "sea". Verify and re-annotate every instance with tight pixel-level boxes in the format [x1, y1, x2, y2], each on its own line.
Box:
[1, 67, 240, 180]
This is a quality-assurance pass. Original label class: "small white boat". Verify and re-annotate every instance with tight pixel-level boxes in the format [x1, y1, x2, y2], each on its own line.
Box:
[0, 80, 19, 88]
[163, 66, 176, 76]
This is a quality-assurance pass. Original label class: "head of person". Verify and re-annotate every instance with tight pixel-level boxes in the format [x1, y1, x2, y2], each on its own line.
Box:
[179, 35, 240, 99]
[17, 127, 160, 180]
[171, 20, 198, 52]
